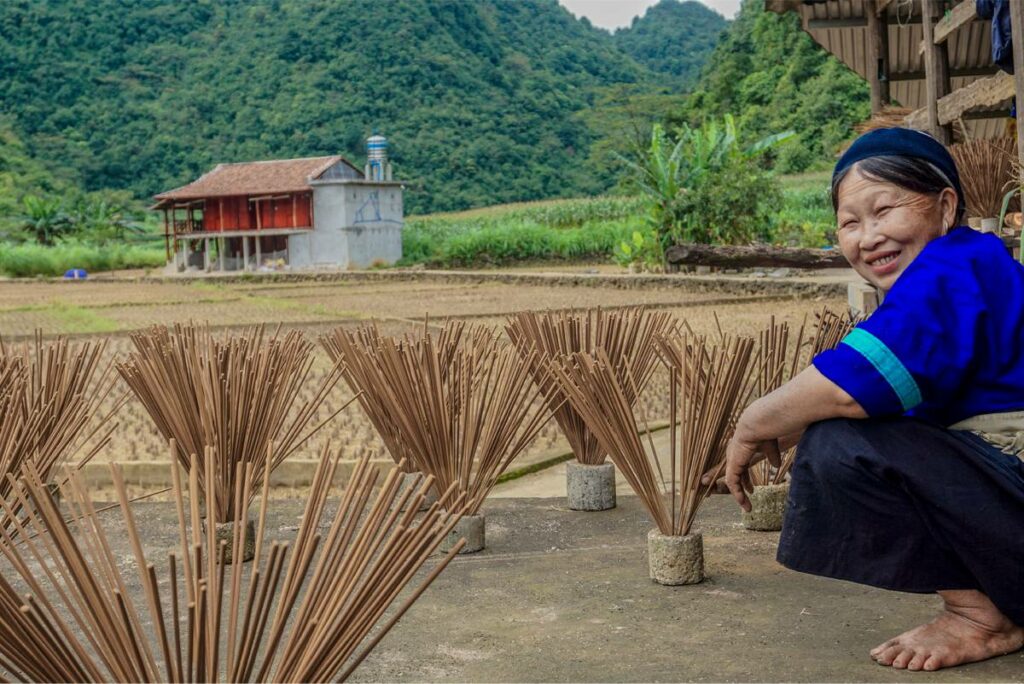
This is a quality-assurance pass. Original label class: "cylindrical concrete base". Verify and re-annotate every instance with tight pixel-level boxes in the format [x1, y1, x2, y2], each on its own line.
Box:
[743, 483, 789, 532]
[566, 461, 616, 511]
[202, 517, 256, 564]
[399, 471, 439, 511]
[647, 529, 704, 585]
[440, 513, 485, 554]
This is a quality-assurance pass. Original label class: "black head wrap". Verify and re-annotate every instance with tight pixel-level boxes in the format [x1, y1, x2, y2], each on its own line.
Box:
[832, 128, 965, 211]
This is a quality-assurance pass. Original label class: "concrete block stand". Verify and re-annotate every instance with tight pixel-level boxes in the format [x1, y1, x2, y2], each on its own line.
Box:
[399, 471, 439, 512]
[566, 461, 616, 511]
[440, 513, 485, 554]
[202, 517, 256, 564]
[647, 529, 704, 585]
[742, 483, 789, 531]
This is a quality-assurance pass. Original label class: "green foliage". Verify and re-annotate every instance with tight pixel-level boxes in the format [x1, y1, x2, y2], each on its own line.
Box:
[676, 0, 870, 174]
[773, 171, 835, 247]
[400, 196, 643, 267]
[0, 0, 724, 215]
[0, 242, 164, 277]
[618, 116, 791, 263]
[613, 0, 728, 89]
[613, 228, 664, 271]
[18, 195, 73, 246]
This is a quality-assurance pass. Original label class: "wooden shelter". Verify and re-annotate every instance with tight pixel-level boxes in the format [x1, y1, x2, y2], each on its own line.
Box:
[766, 0, 1024, 179]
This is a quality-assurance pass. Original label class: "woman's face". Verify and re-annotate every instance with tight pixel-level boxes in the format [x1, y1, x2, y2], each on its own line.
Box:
[835, 165, 957, 291]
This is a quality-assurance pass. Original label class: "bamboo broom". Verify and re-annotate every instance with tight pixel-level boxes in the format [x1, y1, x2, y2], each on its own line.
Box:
[116, 323, 349, 524]
[0, 446, 465, 683]
[504, 308, 676, 466]
[950, 137, 1016, 219]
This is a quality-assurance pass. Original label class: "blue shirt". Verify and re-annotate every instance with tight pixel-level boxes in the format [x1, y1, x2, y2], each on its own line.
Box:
[813, 227, 1024, 425]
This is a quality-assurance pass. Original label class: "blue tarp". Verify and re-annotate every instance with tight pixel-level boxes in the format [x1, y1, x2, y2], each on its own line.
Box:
[63, 269, 88, 280]
[976, 0, 1014, 75]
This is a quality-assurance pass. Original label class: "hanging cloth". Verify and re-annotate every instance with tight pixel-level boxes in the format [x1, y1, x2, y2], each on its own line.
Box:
[977, 0, 1014, 74]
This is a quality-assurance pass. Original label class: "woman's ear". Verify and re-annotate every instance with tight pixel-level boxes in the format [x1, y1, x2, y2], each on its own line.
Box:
[938, 187, 958, 232]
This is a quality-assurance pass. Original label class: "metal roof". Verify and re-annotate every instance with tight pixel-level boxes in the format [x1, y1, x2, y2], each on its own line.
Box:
[767, 0, 1010, 139]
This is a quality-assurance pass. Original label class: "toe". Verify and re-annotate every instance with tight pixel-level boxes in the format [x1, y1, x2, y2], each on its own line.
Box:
[891, 649, 915, 669]
[907, 653, 928, 671]
[870, 639, 897, 658]
[922, 654, 946, 671]
[874, 645, 901, 666]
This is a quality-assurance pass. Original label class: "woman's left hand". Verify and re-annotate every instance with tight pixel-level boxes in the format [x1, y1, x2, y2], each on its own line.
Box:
[723, 433, 780, 512]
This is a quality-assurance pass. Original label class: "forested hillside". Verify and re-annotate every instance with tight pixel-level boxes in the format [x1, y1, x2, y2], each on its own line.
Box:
[0, 0, 870, 223]
[613, 0, 728, 89]
[677, 0, 870, 172]
[0, 0, 660, 214]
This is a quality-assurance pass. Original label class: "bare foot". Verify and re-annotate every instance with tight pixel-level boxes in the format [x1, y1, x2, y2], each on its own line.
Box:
[870, 590, 1024, 671]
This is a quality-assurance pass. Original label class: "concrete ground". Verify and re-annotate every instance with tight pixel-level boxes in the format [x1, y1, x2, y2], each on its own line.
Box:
[352, 496, 1023, 682]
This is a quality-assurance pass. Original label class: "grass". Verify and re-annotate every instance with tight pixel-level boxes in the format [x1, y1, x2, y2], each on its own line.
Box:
[774, 170, 836, 248]
[45, 300, 120, 334]
[0, 242, 164, 277]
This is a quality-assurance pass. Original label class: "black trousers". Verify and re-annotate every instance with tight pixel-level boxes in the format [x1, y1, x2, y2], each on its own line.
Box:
[777, 417, 1024, 626]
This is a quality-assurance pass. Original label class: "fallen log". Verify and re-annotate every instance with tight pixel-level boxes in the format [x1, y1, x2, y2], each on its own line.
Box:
[665, 243, 847, 269]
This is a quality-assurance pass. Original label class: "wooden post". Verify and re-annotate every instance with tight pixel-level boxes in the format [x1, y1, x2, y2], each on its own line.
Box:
[921, 0, 952, 144]
[292, 194, 297, 227]
[162, 209, 171, 261]
[219, 237, 226, 271]
[255, 199, 262, 231]
[242, 235, 250, 270]
[1011, 0, 1024, 184]
[255, 236, 262, 270]
[203, 239, 211, 271]
[866, 0, 890, 113]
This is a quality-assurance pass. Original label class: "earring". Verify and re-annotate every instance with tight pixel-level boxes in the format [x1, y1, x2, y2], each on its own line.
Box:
[943, 219, 949, 234]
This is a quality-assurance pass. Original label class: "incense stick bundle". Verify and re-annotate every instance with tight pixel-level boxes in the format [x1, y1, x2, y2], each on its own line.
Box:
[323, 321, 555, 515]
[0, 334, 120, 528]
[116, 323, 347, 524]
[950, 137, 1015, 218]
[0, 447, 465, 683]
[749, 308, 863, 485]
[552, 334, 755, 537]
[320, 321, 472, 472]
[504, 308, 676, 465]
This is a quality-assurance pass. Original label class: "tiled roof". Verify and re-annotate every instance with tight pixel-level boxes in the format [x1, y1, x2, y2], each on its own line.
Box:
[154, 155, 357, 200]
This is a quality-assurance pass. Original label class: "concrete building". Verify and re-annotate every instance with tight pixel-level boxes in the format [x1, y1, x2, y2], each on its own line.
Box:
[153, 140, 404, 272]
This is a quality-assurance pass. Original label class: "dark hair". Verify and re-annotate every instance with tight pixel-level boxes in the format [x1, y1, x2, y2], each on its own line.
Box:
[831, 155, 965, 225]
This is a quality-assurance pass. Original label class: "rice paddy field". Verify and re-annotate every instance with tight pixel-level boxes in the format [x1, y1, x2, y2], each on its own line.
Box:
[0, 270, 845, 498]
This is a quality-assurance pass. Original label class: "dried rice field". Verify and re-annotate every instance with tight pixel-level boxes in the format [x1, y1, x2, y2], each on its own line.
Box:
[0, 273, 845, 499]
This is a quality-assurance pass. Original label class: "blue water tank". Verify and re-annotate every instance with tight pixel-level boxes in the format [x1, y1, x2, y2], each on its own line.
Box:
[367, 134, 388, 180]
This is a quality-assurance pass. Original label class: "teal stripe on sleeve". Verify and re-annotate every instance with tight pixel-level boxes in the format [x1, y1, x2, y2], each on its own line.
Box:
[840, 328, 923, 411]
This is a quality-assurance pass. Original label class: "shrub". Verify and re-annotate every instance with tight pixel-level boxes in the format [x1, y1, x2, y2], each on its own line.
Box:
[0, 242, 164, 277]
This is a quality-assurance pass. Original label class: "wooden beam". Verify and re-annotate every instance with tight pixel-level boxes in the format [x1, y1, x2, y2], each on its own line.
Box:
[933, 0, 977, 44]
[921, 0, 953, 144]
[876, 0, 897, 15]
[905, 73, 1017, 128]
[1011, 0, 1024, 185]
[889, 65, 1001, 82]
[808, 15, 922, 29]
[866, 0, 891, 113]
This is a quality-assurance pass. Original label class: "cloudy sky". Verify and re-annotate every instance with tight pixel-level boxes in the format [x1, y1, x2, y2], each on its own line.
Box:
[558, 0, 741, 29]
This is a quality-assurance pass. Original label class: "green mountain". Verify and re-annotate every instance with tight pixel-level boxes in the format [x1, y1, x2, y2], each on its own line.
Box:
[0, 0, 668, 214]
[613, 0, 728, 89]
[677, 0, 870, 172]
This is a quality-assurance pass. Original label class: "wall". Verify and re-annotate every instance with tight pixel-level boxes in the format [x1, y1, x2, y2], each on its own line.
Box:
[296, 181, 403, 269]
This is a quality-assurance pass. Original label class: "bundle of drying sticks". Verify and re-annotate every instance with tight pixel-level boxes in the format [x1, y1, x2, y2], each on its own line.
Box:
[0, 334, 120, 528]
[505, 308, 676, 465]
[117, 323, 348, 523]
[0, 446, 465, 683]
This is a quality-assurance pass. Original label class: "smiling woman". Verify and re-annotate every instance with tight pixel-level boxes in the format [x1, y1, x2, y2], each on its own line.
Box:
[722, 127, 1024, 672]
